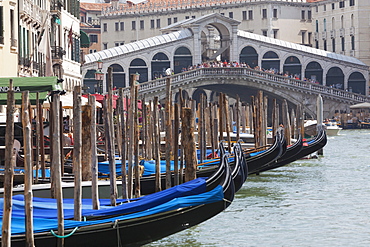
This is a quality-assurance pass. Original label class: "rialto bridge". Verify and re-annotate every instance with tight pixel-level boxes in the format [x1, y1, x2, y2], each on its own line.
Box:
[82, 13, 370, 119]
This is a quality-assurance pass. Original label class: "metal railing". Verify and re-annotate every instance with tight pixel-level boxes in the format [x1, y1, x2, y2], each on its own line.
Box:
[126, 67, 370, 103]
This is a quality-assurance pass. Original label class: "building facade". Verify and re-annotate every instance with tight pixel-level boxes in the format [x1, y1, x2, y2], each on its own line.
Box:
[0, 0, 18, 77]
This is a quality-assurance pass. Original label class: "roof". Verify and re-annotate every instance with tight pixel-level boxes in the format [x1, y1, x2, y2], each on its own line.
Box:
[80, 3, 113, 12]
[84, 29, 193, 64]
[237, 30, 367, 67]
[0, 76, 62, 105]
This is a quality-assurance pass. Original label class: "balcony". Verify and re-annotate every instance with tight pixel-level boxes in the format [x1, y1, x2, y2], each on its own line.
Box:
[322, 31, 327, 40]
[350, 26, 355, 36]
[339, 28, 345, 37]
[314, 32, 319, 40]
[0, 36, 4, 45]
[51, 46, 65, 60]
[51, 0, 63, 12]
[330, 30, 335, 39]
[19, 0, 42, 23]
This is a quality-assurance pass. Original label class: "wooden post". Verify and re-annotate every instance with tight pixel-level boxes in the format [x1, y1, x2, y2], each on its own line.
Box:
[199, 94, 205, 163]
[2, 79, 15, 247]
[82, 105, 92, 181]
[165, 77, 172, 189]
[118, 90, 128, 200]
[73, 86, 82, 220]
[236, 95, 240, 141]
[262, 95, 268, 146]
[89, 95, 100, 209]
[153, 97, 161, 191]
[182, 108, 197, 182]
[59, 102, 64, 177]
[38, 101, 46, 179]
[51, 93, 64, 247]
[173, 103, 180, 186]
[223, 94, 232, 151]
[107, 67, 117, 204]
[251, 96, 258, 148]
[272, 99, 278, 138]
[209, 103, 215, 158]
[218, 93, 223, 142]
[22, 91, 34, 247]
[282, 99, 291, 146]
[35, 93, 40, 184]
[134, 82, 140, 197]
[290, 108, 296, 139]
[317, 94, 324, 155]
[257, 91, 264, 147]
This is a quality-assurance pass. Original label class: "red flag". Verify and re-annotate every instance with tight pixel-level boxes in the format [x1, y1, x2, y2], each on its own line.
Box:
[68, 24, 73, 48]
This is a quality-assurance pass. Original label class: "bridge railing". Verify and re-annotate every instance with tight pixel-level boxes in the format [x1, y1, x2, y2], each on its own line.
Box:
[123, 67, 370, 102]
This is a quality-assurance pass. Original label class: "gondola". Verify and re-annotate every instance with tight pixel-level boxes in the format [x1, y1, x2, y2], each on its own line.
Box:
[255, 133, 303, 173]
[260, 125, 327, 172]
[1, 143, 236, 247]
[246, 129, 285, 175]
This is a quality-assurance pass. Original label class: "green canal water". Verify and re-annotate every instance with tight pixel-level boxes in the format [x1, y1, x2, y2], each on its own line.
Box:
[146, 129, 370, 247]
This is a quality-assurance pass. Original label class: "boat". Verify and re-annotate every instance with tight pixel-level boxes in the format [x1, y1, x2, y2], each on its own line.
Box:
[0, 144, 237, 246]
[263, 124, 327, 169]
[305, 119, 341, 136]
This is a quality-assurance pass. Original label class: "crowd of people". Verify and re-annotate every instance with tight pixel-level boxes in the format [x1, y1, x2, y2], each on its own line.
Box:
[179, 60, 321, 84]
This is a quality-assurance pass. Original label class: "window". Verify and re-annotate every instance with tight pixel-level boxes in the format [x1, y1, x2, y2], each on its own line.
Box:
[140, 20, 144, 29]
[103, 23, 107, 32]
[229, 12, 233, 18]
[156, 19, 160, 28]
[301, 31, 306, 44]
[168, 18, 171, 25]
[341, 37, 345, 51]
[192, 16, 195, 19]
[262, 30, 267, 36]
[150, 19, 154, 29]
[324, 40, 327, 50]
[132, 21, 136, 30]
[174, 17, 178, 23]
[273, 30, 278, 39]
[115, 22, 119, 31]
[350, 0, 355, 6]
[10, 9, 15, 47]
[115, 42, 119, 47]
[315, 40, 319, 49]
[273, 9, 277, 18]
[242, 11, 247, 20]
[248, 10, 253, 20]
[89, 34, 98, 43]
[221, 13, 224, 16]
[332, 3, 335, 10]
[308, 32, 312, 45]
[339, 1, 345, 8]
[324, 19, 327, 31]
[103, 43, 108, 49]
[88, 17, 92, 23]
[332, 39, 336, 52]
[351, 36, 355, 50]
[120, 42, 124, 46]
[316, 20, 319, 32]
[262, 9, 267, 19]
[120, 22, 124, 31]
[308, 10, 312, 21]
[316, 6, 318, 12]
[301, 10, 305, 20]
[185, 16, 189, 19]
[324, 5, 326, 11]
[81, 16, 85, 23]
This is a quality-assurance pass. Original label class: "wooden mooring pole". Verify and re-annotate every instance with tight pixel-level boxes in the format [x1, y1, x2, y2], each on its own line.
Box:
[73, 86, 82, 220]
[182, 108, 197, 182]
[89, 95, 100, 209]
[2, 79, 15, 247]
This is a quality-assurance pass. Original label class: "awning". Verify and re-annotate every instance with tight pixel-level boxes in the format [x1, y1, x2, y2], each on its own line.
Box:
[350, 102, 370, 109]
[80, 30, 90, 48]
[0, 76, 62, 105]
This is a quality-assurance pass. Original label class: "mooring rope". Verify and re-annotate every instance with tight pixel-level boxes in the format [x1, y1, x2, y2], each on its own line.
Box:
[50, 227, 79, 238]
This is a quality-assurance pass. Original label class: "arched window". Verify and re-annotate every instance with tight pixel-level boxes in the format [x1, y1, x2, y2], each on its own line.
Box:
[108, 64, 126, 89]
[341, 15, 344, 29]
[283, 56, 301, 79]
[239, 46, 258, 68]
[326, 67, 344, 89]
[262, 51, 280, 71]
[129, 59, 148, 83]
[324, 18, 327, 31]
[332, 17, 335, 30]
[305, 61, 323, 85]
[174, 46, 192, 74]
[152, 52, 170, 80]
[348, 72, 366, 95]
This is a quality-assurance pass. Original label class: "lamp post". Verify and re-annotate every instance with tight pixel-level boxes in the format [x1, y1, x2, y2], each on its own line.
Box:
[94, 59, 104, 94]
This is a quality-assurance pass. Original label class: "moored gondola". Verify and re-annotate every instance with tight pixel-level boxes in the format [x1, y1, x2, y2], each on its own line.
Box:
[1, 144, 236, 247]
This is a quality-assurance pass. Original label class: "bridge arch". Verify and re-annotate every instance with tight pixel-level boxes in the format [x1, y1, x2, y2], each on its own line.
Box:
[305, 61, 323, 84]
[283, 56, 302, 79]
[326, 67, 344, 89]
[173, 46, 193, 74]
[129, 58, 148, 83]
[192, 88, 208, 106]
[83, 69, 98, 94]
[239, 46, 259, 68]
[151, 52, 170, 80]
[348, 72, 366, 95]
[107, 63, 126, 89]
[262, 51, 280, 72]
[174, 90, 190, 104]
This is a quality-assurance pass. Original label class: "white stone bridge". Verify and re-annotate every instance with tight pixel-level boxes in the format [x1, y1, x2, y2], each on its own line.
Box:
[123, 67, 370, 119]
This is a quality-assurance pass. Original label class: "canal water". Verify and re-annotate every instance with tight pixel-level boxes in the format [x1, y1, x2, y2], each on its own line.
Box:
[146, 129, 370, 247]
